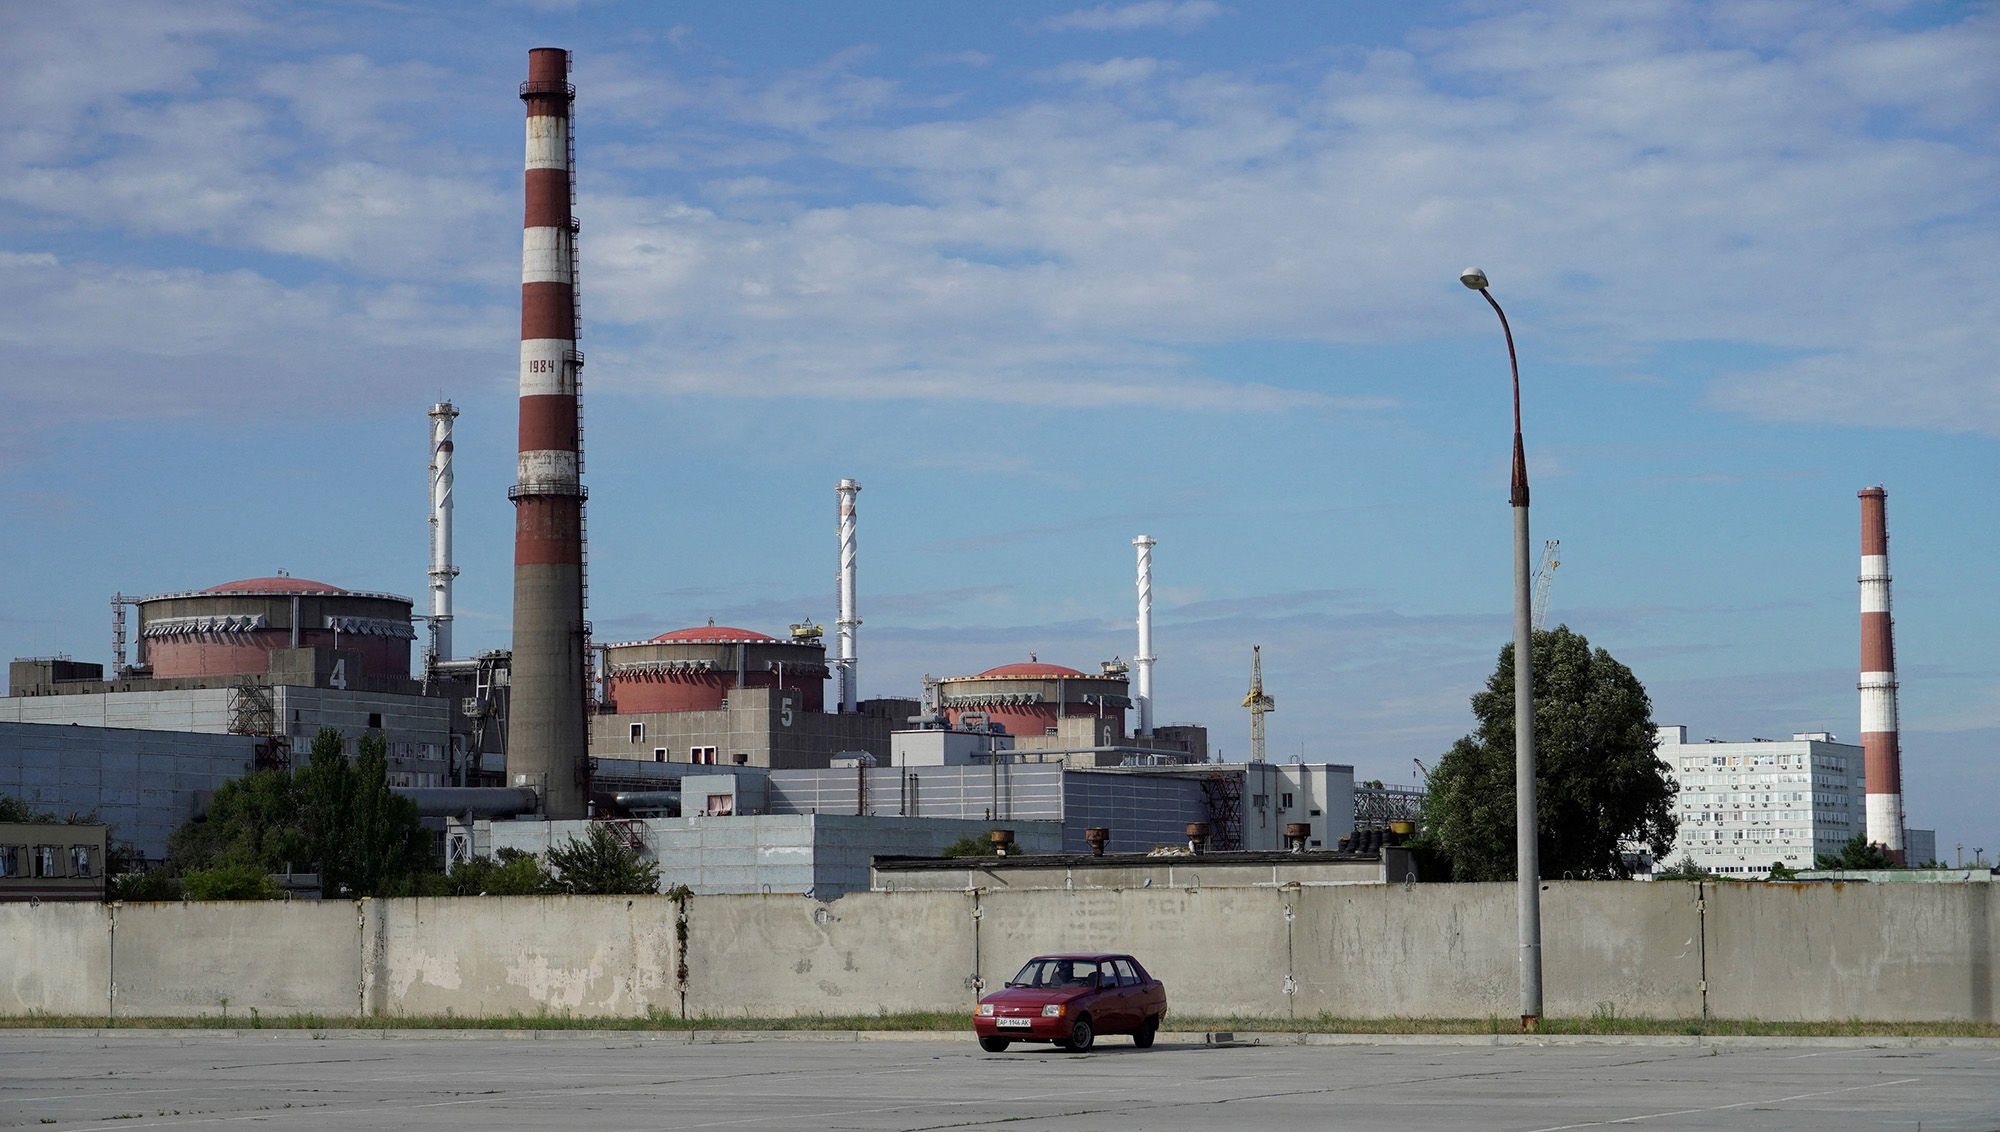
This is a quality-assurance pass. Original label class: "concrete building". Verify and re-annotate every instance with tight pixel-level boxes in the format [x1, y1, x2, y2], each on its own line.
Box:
[1657, 726, 1865, 877]
[592, 622, 921, 769]
[0, 821, 107, 902]
[0, 722, 257, 863]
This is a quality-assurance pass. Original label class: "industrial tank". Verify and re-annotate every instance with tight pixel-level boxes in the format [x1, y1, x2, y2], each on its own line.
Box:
[135, 577, 415, 679]
[935, 661, 1129, 738]
[601, 625, 827, 713]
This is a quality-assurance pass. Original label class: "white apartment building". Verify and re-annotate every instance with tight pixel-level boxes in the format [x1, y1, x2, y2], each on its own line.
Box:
[1657, 726, 1865, 877]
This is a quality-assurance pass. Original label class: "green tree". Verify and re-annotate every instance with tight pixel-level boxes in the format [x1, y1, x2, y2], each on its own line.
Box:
[410, 848, 552, 896]
[546, 824, 661, 895]
[940, 835, 995, 858]
[1653, 856, 1714, 880]
[182, 864, 284, 901]
[1420, 626, 1677, 881]
[294, 727, 357, 892]
[1766, 860, 1800, 880]
[166, 769, 302, 874]
[345, 732, 425, 896]
[1815, 833, 1896, 870]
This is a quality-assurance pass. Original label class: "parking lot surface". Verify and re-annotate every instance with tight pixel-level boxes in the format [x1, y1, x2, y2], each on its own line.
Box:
[4, 1032, 1998, 1131]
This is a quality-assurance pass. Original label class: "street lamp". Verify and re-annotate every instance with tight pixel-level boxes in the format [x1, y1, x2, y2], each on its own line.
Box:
[1460, 265, 1543, 1031]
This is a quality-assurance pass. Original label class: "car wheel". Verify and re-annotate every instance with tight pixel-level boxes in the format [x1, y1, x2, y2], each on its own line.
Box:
[1064, 1014, 1095, 1052]
[978, 1036, 1011, 1053]
[1133, 1016, 1158, 1049]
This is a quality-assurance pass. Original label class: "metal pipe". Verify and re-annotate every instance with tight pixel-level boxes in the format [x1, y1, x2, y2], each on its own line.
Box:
[1133, 535, 1157, 738]
[836, 479, 862, 713]
[1462, 266, 1542, 1031]
[1858, 486, 1905, 863]
[428, 402, 460, 664]
[394, 786, 539, 818]
[509, 47, 590, 819]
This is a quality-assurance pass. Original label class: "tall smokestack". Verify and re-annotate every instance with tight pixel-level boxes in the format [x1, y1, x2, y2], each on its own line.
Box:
[1858, 486, 1905, 863]
[836, 478, 861, 713]
[510, 48, 588, 819]
[1133, 535, 1156, 738]
[427, 402, 459, 664]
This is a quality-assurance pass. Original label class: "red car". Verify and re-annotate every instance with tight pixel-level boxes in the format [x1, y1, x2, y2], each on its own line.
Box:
[974, 953, 1167, 1052]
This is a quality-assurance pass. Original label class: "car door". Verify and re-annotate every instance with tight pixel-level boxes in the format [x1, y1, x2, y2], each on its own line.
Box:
[1127, 958, 1164, 1022]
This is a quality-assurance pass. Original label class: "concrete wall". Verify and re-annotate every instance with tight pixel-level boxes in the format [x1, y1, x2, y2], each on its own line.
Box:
[377, 896, 678, 1017]
[2, 880, 1994, 1022]
[0, 901, 107, 1015]
[110, 901, 361, 1018]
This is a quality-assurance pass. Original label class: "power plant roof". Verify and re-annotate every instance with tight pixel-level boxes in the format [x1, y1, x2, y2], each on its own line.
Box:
[206, 576, 346, 594]
[969, 662, 1088, 678]
[651, 626, 778, 644]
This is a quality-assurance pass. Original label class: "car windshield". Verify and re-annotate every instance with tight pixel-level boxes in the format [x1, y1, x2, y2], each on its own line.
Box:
[1010, 958, 1102, 988]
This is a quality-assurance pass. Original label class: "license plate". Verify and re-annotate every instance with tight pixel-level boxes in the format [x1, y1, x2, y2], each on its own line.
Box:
[996, 1018, 1032, 1028]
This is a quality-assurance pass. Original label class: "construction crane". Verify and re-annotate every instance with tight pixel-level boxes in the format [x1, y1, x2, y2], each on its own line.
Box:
[1413, 756, 1431, 783]
[1532, 538, 1560, 631]
[1243, 645, 1275, 763]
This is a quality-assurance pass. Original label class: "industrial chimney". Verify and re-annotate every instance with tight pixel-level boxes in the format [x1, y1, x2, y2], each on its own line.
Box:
[427, 402, 459, 665]
[1858, 486, 1905, 863]
[836, 479, 861, 713]
[509, 48, 588, 819]
[1132, 535, 1156, 737]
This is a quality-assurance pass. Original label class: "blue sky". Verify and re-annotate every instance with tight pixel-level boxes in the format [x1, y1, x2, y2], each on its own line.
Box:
[4, 1, 1998, 861]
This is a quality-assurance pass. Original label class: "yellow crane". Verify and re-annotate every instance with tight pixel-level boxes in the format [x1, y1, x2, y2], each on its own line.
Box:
[1243, 645, 1275, 763]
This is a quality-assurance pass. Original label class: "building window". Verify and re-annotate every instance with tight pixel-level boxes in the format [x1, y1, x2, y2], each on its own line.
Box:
[367, 712, 383, 730]
[33, 846, 59, 878]
[706, 793, 734, 816]
[691, 746, 718, 765]
[629, 722, 645, 744]
[0, 846, 19, 877]
[654, 748, 668, 763]
[1280, 793, 1294, 809]
[69, 846, 95, 878]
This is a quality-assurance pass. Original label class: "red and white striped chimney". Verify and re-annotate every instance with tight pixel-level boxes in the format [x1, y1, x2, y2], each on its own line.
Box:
[1858, 486, 1904, 863]
[509, 47, 589, 820]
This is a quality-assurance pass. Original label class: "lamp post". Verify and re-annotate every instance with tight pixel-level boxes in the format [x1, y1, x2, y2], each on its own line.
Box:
[1460, 266, 1542, 1031]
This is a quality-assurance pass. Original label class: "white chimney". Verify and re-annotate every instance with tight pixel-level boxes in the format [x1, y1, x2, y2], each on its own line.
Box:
[427, 402, 460, 663]
[1133, 535, 1157, 737]
[837, 478, 862, 713]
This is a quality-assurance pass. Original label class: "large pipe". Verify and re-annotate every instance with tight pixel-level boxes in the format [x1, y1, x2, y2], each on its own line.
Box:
[428, 402, 460, 664]
[836, 478, 861, 713]
[1858, 486, 1905, 863]
[395, 786, 539, 819]
[509, 47, 589, 820]
[1133, 535, 1156, 737]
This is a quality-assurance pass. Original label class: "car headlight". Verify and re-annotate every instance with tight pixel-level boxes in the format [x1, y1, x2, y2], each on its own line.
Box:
[1042, 1004, 1064, 1017]
[977, 1003, 994, 1016]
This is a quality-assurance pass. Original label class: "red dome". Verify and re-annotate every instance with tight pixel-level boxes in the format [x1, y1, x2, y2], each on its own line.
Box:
[975, 662, 1087, 678]
[205, 576, 346, 594]
[652, 626, 777, 643]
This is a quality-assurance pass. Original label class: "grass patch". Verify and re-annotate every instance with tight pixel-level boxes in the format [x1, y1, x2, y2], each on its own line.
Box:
[1, 1012, 1994, 1038]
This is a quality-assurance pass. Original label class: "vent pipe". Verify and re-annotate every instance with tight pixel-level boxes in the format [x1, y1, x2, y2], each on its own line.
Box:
[1133, 535, 1156, 737]
[427, 402, 459, 664]
[836, 478, 862, 713]
[1858, 486, 1905, 863]
[508, 47, 588, 819]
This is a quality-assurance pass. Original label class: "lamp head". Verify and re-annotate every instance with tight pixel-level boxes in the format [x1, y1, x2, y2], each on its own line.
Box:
[1459, 267, 1490, 290]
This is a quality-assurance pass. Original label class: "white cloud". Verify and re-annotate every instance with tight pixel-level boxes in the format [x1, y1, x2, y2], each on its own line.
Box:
[1040, 2, 1228, 34]
[1037, 58, 1163, 88]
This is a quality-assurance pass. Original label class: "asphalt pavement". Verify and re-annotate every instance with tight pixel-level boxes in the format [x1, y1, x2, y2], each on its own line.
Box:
[3, 1031, 1997, 1130]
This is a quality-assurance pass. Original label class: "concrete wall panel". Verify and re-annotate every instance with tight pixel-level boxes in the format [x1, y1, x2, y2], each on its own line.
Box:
[377, 896, 678, 1018]
[111, 901, 360, 1018]
[0, 903, 108, 1016]
[684, 891, 973, 1018]
[1707, 881, 1997, 1022]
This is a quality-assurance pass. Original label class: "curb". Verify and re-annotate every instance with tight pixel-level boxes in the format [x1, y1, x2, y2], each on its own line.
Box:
[2, 1028, 1997, 1050]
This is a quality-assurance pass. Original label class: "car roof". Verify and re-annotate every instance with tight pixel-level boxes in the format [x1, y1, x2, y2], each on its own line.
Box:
[1024, 953, 1129, 961]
